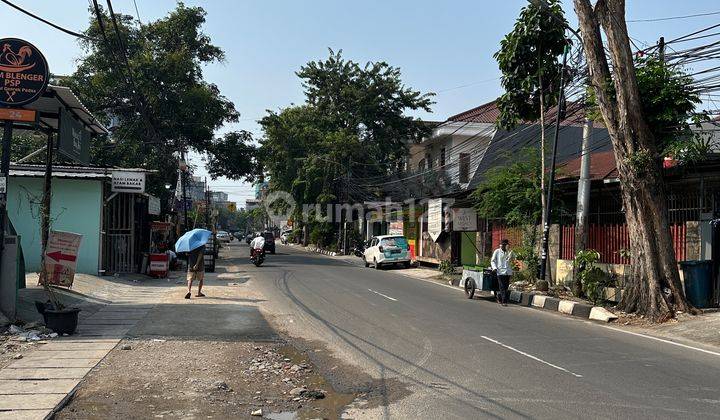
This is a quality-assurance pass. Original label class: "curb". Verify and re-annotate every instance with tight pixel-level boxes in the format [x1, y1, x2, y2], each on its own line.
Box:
[508, 291, 614, 322]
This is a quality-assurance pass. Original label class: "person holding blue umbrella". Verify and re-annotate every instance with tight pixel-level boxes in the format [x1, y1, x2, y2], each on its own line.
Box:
[175, 229, 212, 299]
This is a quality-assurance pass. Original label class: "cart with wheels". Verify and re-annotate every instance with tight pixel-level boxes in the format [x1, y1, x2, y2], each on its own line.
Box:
[460, 266, 497, 299]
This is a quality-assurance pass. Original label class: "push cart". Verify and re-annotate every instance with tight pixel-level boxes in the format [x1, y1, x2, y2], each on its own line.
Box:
[460, 266, 497, 299]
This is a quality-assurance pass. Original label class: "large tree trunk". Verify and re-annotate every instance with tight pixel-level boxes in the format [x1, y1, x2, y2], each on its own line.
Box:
[573, 0, 692, 321]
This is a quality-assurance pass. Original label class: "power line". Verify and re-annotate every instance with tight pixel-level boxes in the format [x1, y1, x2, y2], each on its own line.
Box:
[627, 10, 720, 23]
[1, 0, 95, 40]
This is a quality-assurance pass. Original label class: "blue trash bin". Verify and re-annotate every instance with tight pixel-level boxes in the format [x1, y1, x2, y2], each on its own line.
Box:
[679, 260, 714, 308]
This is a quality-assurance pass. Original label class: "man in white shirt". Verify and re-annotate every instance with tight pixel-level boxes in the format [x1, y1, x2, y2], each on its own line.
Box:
[249, 234, 266, 257]
[491, 239, 514, 306]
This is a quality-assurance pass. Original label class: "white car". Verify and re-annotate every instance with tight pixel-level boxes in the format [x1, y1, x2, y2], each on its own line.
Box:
[216, 231, 232, 243]
[363, 235, 412, 269]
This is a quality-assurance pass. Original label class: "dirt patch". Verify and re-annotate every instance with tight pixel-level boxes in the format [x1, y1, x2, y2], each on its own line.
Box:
[56, 338, 360, 419]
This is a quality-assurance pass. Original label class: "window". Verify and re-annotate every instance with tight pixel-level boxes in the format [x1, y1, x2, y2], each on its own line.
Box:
[440, 148, 446, 167]
[459, 153, 470, 183]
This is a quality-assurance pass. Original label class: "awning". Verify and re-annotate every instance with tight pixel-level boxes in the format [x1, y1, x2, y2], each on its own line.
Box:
[22, 85, 108, 135]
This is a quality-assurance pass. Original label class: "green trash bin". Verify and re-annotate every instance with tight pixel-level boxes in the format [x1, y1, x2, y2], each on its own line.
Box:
[679, 260, 714, 308]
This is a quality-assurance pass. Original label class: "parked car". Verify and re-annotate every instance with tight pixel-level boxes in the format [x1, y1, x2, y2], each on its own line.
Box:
[363, 235, 411, 269]
[262, 231, 276, 254]
[216, 230, 232, 243]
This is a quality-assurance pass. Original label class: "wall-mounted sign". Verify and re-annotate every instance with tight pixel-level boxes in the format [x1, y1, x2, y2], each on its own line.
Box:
[58, 107, 90, 164]
[388, 221, 404, 236]
[452, 208, 478, 231]
[0, 108, 37, 122]
[111, 171, 146, 193]
[44, 230, 82, 287]
[148, 195, 161, 215]
[0, 38, 49, 106]
[428, 199, 443, 242]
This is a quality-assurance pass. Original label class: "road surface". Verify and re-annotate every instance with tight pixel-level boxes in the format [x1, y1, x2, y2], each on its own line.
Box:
[229, 242, 720, 419]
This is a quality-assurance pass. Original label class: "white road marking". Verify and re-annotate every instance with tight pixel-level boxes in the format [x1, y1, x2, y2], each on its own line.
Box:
[480, 335, 583, 378]
[368, 288, 398, 301]
[601, 326, 720, 358]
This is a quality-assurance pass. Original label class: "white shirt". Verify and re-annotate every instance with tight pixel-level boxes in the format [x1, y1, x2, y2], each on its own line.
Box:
[491, 248, 514, 276]
[250, 236, 265, 250]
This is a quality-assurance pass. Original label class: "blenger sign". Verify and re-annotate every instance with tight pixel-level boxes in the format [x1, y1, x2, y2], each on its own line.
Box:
[0, 38, 49, 106]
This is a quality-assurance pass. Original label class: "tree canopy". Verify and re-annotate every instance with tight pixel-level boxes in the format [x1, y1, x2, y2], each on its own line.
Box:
[494, 0, 568, 130]
[259, 50, 434, 210]
[61, 3, 254, 203]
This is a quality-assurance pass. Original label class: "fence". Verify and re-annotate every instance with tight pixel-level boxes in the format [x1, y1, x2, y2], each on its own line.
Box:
[560, 223, 687, 264]
[490, 224, 525, 250]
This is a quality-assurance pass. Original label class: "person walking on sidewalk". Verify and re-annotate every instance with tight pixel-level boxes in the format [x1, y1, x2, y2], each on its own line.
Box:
[491, 239, 514, 306]
[185, 244, 206, 299]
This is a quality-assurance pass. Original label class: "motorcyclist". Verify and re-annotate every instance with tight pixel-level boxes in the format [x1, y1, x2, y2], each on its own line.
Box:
[249, 233, 266, 257]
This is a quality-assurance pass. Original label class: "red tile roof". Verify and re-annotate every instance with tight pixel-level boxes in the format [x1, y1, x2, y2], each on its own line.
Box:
[446, 100, 592, 127]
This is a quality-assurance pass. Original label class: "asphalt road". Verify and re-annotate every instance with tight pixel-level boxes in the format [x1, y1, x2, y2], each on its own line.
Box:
[228, 242, 720, 419]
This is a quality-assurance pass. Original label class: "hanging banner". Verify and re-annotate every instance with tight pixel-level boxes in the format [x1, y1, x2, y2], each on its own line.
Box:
[112, 171, 146, 193]
[452, 208, 478, 231]
[427, 199, 443, 242]
[58, 107, 91, 164]
[44, 231, 83, 287]
[0, 38, 49, 106]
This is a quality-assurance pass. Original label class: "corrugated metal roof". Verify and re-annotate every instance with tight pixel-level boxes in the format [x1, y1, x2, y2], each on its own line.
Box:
[22, 85, 108, 135]
[9, 164, 155, 180]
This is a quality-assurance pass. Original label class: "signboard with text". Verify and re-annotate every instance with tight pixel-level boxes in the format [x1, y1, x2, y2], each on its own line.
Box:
[452, 208, 478, 231]
[112, 171, 146, 193]
[0, 38, 49, 106]
[388, 221, 404, 236]
[58, 107, 90, 164]
[44, 231, 82, 287]
[427, 199, 443, 242]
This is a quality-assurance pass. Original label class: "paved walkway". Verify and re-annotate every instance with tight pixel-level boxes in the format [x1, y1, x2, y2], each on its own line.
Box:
[0, 279, 170, 419]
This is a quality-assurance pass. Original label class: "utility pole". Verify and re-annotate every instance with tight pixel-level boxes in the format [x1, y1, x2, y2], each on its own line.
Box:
[658, 36, 665, 62]
[180, 151, 189, 233]
[539, 43, 569, 283]
[0, 121, 13, 279]
[575, 119, 593, 253]
[204, 177, 210, 229]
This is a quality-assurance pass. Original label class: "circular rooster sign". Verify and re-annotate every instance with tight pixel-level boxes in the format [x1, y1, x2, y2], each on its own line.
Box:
[0, 38, 49, 106]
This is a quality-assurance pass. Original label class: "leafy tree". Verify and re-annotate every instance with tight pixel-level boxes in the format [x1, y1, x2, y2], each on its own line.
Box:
[574, 0, 695, 321]
[259, 50, 434, 241]
[495, 0, 569, 231]
[61, 4, 254, 207]
[472, 148, 541, 227]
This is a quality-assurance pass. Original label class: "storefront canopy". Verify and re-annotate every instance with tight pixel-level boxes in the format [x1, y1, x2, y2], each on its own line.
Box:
[16, 85, 108, 135]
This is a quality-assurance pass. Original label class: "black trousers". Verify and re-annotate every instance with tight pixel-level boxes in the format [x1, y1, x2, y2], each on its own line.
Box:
[497, 275, 511, 303]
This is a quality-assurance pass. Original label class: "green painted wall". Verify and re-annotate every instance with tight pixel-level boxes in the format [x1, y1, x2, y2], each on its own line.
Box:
[7, 177, 102, 274]
[460, 232, 478, 266]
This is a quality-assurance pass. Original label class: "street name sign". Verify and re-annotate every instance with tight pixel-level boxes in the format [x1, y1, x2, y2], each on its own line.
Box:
[44, 230, 82, 287]
[112, 171, 146, 193]
[0, 38, 49, 106]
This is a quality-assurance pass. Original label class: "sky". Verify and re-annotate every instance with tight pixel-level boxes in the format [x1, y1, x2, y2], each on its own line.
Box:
[3, 0, 720, 206]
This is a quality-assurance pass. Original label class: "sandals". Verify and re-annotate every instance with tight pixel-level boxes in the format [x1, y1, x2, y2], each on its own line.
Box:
[196, 292, 205, 297]
[184, 292, 191, 299]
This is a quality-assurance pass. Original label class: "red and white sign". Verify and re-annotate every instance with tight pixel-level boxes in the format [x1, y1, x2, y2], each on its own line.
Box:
[44, 231, 82, 287]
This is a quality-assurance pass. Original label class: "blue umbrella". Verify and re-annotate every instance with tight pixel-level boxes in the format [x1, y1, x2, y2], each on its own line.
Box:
[175, 229, 212, 253]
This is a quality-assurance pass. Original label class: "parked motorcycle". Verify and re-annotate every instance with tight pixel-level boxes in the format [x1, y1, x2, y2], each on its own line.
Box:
[250, 247, 265, 267]
[352, 242, 365, 258]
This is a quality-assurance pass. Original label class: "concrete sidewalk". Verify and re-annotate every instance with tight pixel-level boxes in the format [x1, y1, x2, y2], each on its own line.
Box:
[0, 275, 173, 420]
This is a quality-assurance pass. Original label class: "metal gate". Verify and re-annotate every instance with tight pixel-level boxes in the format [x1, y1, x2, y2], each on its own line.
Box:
[104, 193, 135, 273]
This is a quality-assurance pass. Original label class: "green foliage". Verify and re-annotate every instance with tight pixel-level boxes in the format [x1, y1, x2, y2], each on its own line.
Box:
[495, 0, 569, 129]
[472, 148, 542, 227]
[438, 260, 455, 277]
[575, 249, 607, 304]
[587, 57, 706, 164]
[259, 50, 434, 209]
[61, 4, 254, 205]
[309, 222, 336, 248]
